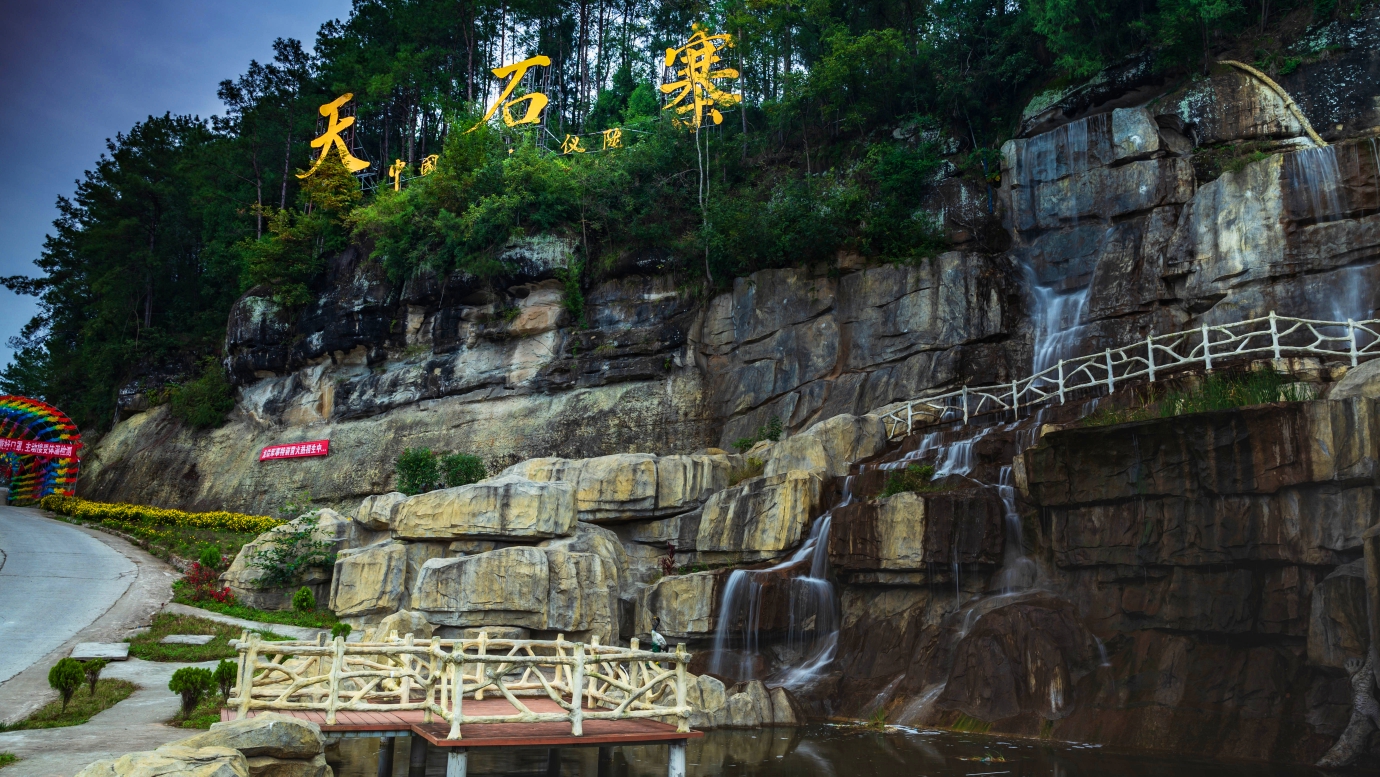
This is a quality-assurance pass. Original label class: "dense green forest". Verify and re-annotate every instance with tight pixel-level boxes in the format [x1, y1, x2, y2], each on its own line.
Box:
[1, 0, 1362, 433]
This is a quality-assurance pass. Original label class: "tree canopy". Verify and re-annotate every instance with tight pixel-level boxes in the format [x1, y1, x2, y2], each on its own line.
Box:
[2, 0, 1345, 433]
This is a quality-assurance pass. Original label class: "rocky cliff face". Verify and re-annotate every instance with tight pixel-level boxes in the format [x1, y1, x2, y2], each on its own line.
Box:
[72, 6, 1380, 763]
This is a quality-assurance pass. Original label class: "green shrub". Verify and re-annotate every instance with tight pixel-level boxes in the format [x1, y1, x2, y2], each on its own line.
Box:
[441, 453, 486, 488]
[47, 658, 84, 712]
[330, 623, 353, 641]
[881, 464, 940, 497]
[728, 457, 765, 487]
[169, 357, 236, 429]
[198, 546, 222, 570]
[731, 417, 785, 453]
[213, 660, 237, 700]
[168, 667, 215, 717]
[292, 586, 316, 613]
[82, 658, 107, 697]
[396, 448, 439, 495]
[249, 515, 335, 589]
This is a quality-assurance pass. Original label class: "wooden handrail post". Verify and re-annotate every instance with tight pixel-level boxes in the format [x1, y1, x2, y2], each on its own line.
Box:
[1270, 311, 1281, 360]
[1350, 319, 1359, 366]
[675, 644, 690, 734]
[448, 657, 463, 741]
[1202, 322, 1213, 371]
[571, 643, 585, 736]
[236, 632, 258, 720]
[1104, 349, 1115, 393]
[401, 633, 414, 708]
[326, 636, 345, 725]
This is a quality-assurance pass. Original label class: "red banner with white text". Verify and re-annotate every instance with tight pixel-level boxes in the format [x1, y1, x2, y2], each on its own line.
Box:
[0, 438, 79, 458]
[259, 440, 330, 461]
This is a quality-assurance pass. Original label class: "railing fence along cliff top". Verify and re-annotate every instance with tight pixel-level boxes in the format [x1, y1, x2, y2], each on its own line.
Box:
[230, 630, 691, 740]
[878, 312, 1380, 438]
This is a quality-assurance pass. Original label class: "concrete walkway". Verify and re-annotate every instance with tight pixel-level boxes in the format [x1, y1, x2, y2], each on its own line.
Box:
[0, 506, 138, 686]
[162, 602, 328, 642]
[0, 507, 177, 726]
[0, 657, 219, 777]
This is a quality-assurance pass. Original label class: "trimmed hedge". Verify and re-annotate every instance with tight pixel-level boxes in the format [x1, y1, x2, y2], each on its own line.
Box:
[40, 496, 281, 534]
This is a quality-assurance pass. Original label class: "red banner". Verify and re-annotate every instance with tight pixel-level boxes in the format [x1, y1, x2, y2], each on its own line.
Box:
[0, 438, 78, 458]
[259, 440, 330, 461]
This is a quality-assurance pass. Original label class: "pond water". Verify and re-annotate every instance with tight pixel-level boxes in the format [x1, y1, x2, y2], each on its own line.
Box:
[330, 725, 1358, 777]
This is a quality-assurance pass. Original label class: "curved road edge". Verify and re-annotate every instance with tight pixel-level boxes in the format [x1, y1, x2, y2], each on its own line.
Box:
[0, 507, 176, 725]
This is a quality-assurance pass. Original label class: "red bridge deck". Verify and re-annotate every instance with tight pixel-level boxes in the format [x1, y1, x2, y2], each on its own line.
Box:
[222, 698, 701, 748]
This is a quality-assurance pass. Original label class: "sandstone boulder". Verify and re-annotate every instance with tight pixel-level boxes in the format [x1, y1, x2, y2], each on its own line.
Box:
[639, 571, 719, 639]
[412, 547, 549, 629]
[696, 471, 822, 559]
[328, 541, 407, 618]
[224, 510, 379, 610]
[354, 492, 406, 530]
[368, 609, 434, 641]
[1330, 359, 1380, 400]
[176, 713, 325, 760]
[506, 453, 738, 522]
[242, 755, 330, 777]
[764, 414, 888, 478]
[685, 673, 729, 728]
[724, 680, 775, 728]
[392, 474, 576, 540]
[75, 747, 248, 777]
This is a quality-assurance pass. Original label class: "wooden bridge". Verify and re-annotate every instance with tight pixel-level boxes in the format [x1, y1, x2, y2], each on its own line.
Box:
[227, 631, 701, 777]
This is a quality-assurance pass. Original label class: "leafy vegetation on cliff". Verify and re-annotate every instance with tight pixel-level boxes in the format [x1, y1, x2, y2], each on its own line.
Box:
[3, 0, 1369, 433]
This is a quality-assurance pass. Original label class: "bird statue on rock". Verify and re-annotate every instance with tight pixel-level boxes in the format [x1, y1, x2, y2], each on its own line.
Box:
[650, 616, 668, 654]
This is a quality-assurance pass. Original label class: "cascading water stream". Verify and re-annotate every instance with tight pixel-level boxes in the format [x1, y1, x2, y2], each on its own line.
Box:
[709, 478, 852, 688]
[992, 465, 1037, 593]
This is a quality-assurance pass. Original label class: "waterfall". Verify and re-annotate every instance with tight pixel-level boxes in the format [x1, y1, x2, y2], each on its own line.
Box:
[709, 478, 851, 687]
[991, 466, 1037, 593]
[1030, 275, 1091, 378]
[1285, 145, 1348, 224]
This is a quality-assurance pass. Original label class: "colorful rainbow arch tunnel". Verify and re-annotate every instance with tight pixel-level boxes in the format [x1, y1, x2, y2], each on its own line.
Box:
[0, 395, 81, 502]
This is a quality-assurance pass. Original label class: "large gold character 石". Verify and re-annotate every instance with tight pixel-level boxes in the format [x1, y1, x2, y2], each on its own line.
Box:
[470, 56, 552, 132]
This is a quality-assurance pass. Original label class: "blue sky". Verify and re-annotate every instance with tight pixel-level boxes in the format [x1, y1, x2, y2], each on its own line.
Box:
[0, 0, 351, 369]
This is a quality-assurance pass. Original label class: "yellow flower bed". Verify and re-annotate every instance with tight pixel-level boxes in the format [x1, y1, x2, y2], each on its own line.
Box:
[40, 496, 282, 534]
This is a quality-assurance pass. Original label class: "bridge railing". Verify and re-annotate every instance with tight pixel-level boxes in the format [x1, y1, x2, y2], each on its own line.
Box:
[876, 312, 1380, 439]
[229, 631, 691, 740]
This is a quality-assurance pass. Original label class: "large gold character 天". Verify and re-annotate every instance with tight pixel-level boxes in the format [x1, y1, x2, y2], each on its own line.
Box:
[299, 93, 371, 178]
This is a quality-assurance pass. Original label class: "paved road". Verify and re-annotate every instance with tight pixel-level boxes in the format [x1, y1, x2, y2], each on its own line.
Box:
[0, 506, 137, 685]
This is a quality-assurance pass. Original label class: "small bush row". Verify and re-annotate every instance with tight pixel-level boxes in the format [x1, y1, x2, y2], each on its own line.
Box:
[40, 496, 282, 534]
[395, 449, 487, 495]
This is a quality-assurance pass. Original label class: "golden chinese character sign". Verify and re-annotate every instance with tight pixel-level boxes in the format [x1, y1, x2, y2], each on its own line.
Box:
[299, 93, 371, 178]
[388, 159, 406, 190]
[470, 56, 552, 132]
[602, 128, 623, 150]
[661, 26, 741, 129]
[420, 154, 439, 175]
[561, 134, 587, 154]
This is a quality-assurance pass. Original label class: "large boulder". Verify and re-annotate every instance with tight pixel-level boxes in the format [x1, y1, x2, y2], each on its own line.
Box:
[328, 540, 407, 618]
[1308, 560, 1370, 670]
[75, 747, 248, 777]
[764, 414, 888, 478]
[224, 510, 379, 610]
[639, 570, 720, 639]
[367, 609, 435, 641]
[506, 453, 739, 522]
[354, 492, 407, 530]
[391, 474, 576, 540]
[695, 471, 822, 560]
[176, 713, 325, 759]
[412, 546, 549, 629]
[413, 525, 626, 641]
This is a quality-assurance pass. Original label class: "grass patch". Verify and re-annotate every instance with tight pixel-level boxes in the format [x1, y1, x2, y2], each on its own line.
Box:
[1159, 369, 1304, 417]
[0, 679, 135, 731]
[173, 693, 227, 730]
[727, 457, 765, 487]
[880, 464, 946, 497]
[950, 712, 992, 733]
[172, 583, 339, 628]
[0, 753, 16, 768]
[127, 613, 292, 662]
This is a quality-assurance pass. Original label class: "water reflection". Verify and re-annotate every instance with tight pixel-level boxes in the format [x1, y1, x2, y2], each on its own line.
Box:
[329, 726, 1352, 777]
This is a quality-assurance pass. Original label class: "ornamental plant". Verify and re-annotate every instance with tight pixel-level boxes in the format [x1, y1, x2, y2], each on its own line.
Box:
[396, 448, 439, 495]
[330, 623, 353, 641]
[440, 453, 486, 488]
[83, 658, 108, 696]
[213, 660, 237, 700]
[248, 515, 335, 589]
[39, 495, 281, 534]
[292, 586, 316, 612]
[48, 658, 84, 712]
[182, 562, 235, 604]
[169, 667, 214, 717]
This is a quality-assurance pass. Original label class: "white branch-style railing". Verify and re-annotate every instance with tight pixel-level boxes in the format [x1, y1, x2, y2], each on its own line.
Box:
[877, 312, 1380, 438]
[229, 631, 691, 739]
